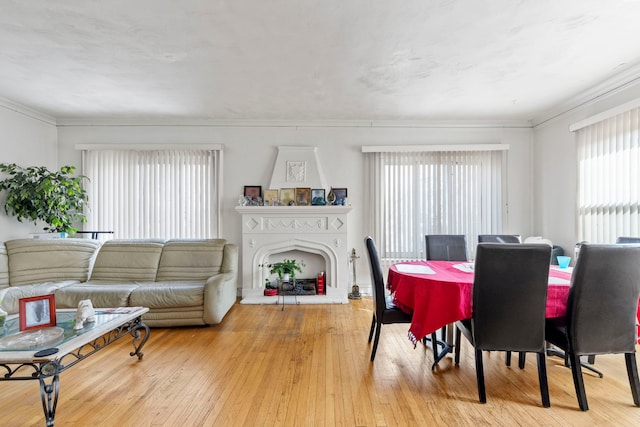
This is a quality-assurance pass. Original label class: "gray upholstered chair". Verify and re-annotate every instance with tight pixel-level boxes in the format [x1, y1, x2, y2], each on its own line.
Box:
[454, 243, 552, 407]
[365, 236, 434, 362]
[545, 244, 640, 411]
[425, 234, 468, 261]
[478, 234, 522, 244]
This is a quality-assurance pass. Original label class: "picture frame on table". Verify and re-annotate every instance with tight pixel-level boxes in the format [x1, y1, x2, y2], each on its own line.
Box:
[263, 189, 279, 206]
[311, 189, 326, 205]
[244, 185, 262, 200]
[19, 294, 56, 331]
[331, 187, 348, 205]
[280, 188, 295, 205]
[295, 187, 312, 206]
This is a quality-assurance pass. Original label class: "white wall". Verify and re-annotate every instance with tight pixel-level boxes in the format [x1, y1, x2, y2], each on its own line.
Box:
[533, 81, 640, 254]
[57, 123, 534, 290]
[0, 106, 58, 239]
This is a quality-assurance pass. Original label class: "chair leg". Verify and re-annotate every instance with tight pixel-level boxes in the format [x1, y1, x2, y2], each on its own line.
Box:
[569, 352, 589, 411]
[475, 348, 486, 403]
[370, 322, 382, 362]
[536, 352, 551, 408]
[624, 352, 640, 406]
[518, 352, 526, 369]
[368, 315, 376, 343]
[505, 351, 511, 366]
[454, 326, 462, 365]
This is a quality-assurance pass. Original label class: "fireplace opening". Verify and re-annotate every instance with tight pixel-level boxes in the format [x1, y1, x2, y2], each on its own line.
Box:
[262, 250, 325, 288]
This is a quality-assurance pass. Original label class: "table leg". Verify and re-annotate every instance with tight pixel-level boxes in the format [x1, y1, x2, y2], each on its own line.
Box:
[38, 362, 60, 427]
[129, 319, 151, 360]
[428, 325, 454, 370]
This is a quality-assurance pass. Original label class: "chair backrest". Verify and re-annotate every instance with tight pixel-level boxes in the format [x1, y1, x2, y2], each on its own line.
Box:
[425, 235, 468, 261]
[478, 234, 522, 244]
[566, 244, 640, 355]
[472, 243, 551, 352]
[616, 236, 640, 244]
[365, 236, 387, 319]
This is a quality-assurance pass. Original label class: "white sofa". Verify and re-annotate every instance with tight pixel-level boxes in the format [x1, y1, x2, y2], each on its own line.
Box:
[0, 238, 238, 327]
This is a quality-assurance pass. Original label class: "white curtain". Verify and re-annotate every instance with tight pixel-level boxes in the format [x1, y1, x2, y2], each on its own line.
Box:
[82, 149, 220, 239]
[365, 148, 506, 267]
[577, 107, 640, 243]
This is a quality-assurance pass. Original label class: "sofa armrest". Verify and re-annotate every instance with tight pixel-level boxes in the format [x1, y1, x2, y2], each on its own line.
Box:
[203, 243, 238, 324]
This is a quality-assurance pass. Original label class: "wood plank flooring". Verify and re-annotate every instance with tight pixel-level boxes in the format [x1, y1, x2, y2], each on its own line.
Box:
[0, 298, 639, 426]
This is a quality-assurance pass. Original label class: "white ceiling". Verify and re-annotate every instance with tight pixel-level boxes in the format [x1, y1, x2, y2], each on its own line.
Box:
[2, 0, 640, 124]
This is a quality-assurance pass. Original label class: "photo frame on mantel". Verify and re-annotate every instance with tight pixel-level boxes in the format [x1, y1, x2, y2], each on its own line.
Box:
[295, 187, 311, 206]
[331, 188, 348, 205]
[280, 188, 295, 205]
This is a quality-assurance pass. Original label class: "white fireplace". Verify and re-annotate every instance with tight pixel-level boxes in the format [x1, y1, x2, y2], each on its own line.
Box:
[236, 205, 352, 304]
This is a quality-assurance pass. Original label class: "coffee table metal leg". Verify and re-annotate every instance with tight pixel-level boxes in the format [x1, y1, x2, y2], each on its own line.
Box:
[129, 320, 150, 360]
[38, 362, 60, 427]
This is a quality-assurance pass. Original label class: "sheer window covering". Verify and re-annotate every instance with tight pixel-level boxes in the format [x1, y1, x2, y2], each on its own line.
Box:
[576, 107, 640, 243]
[364, 146, 506, 268]
[81, 148, 220, 239]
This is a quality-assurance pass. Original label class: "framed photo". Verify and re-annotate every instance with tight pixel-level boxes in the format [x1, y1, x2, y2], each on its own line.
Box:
[280, 188, 295, 205]
[295, 187, 312, 206]
[311, 189, 326, 205]
[331, 187, 348, 205]
[264, 189, 279, 206]
[244, 185, 262, 200]
[19, 294, 56, 331]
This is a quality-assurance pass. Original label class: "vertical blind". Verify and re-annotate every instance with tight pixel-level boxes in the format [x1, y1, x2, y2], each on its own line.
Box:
[577, 107, 640, 242]
[82, 149, 219, 239]
[365, 148, 505, 267]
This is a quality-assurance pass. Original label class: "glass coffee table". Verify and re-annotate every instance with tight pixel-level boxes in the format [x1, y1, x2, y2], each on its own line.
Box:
[0, 307, 150, 427]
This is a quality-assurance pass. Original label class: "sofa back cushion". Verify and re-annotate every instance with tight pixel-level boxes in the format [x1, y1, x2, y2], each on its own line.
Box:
[156, 239, 227, 281]
[6, 239, 101, 286]
[0, 243, 8, 289]
[90, 240, 165, 282]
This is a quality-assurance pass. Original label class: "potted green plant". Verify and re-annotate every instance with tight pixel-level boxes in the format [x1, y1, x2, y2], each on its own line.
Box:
[0, 163, 88, 234]
[260, 259, 306, 283]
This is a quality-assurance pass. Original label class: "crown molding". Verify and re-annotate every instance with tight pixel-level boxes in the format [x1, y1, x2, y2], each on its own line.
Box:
[531, 62, 640, 128]
[0, 97, 57, 126]
[56, 117, 532, 129]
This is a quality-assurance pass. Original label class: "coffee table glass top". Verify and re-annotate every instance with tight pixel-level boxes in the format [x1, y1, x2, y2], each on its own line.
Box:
[0, 309, 144, 352]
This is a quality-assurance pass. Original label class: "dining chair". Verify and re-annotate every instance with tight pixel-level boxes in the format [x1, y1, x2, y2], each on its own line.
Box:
[454, 243, 552, 406]
[545, 244, 640, 411]
[424, 234, 468, 261]
[424, 234, 468, 363]
[478, 235, 527, 367]
[477, 234, 522, 244]
[365, 236, 436, 362]
[616, 236, 640, 244]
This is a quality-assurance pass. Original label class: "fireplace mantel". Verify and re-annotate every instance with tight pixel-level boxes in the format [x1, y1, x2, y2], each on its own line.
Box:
[236, 206, 352, 304]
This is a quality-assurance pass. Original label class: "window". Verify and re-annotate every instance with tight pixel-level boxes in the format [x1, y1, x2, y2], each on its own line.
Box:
[81, 147, 221, 239]
[364, 146, 506, 266]
[576, 107, 640, 243]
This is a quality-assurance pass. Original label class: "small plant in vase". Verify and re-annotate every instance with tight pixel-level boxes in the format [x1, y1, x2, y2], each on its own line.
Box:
[260, 259, 306, 284]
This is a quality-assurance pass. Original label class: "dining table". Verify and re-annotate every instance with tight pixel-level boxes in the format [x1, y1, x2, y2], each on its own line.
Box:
[387, 260, 640, 366]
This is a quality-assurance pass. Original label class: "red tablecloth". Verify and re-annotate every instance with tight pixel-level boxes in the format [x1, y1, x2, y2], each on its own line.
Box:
[387, 261, 640, 345]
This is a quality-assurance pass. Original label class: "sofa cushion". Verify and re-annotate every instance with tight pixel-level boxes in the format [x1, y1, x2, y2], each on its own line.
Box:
[0, 243, 8, 289]
[90, 240, 165, 282]
[129, 281, 204, 308]
[156, 239, 226, 281]
[55, 282, 141, 308]
[0, 280, 79, 314]
[6, 239, 101, 286]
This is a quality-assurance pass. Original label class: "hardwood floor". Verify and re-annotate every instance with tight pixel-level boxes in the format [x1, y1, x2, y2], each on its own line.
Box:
[1, 298, 639, 426]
